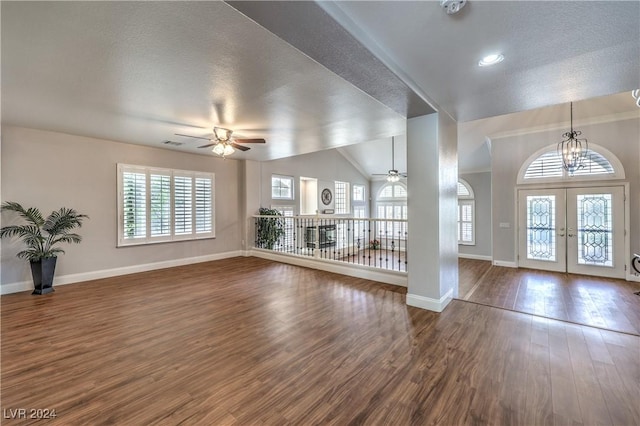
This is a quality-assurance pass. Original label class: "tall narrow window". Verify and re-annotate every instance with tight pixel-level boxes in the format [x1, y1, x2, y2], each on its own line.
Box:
[458, 179, 475, 245]
[122, 171, 146, 240]
[353, 184, 365, 202]
[150, 173, 171, 237]
[195, 177, 213, 233]
[174, 175, 193, 236]
[117, 164, 215, 246]
[376, 182, 408, 239]
[334, 181, 350, 214]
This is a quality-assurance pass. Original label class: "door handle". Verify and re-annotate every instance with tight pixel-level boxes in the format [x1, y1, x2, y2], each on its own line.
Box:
[558, 233, 565, 237]
[568, 233, 575, 237]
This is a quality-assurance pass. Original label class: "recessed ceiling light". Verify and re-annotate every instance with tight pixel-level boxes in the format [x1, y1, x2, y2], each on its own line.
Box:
[478, 53, 504, 67]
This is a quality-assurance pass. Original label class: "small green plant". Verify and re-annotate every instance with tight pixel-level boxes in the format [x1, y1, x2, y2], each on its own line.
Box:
[0, 201, 88, 261]
[256, 207, 285, 250]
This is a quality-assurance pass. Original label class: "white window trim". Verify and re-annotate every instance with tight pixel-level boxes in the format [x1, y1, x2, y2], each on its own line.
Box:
[377, 182, 408, 200]
[458, 199, 475, 246]
[458, 179, 475, 246]
[352, 184, 366, 204]
[271, 174, 295, 200]
[517, 143, 625, 185]
[117, 164, 215, 247]
[458, 178, 474, 199]
[334, 181, 350, 214]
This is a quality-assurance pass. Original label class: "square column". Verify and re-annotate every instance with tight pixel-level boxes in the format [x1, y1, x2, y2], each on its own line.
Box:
[406, 113, 458, 312]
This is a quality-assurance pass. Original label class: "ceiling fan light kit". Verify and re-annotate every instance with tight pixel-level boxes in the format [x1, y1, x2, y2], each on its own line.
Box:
[212, 142, 235, 157]
[175, 126, 266, 158]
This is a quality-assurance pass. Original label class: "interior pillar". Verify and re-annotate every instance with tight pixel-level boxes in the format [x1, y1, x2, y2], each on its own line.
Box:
[241, 160, 262, 253]
[406, 112, 458, 312]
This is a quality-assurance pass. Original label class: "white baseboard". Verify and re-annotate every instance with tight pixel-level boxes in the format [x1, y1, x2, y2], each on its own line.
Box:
[1, 250, 244, 295]
[406, 289, 453, 313]
[492, 260, 518, 268]
[627, 274, 640, 283]
[249, 249, 407, 287]
[458, 253, 492, 261]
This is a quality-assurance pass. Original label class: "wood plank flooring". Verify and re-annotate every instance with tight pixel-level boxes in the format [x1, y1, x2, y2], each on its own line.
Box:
[459, 258, 640, 335]
[2, 257, 639, 425]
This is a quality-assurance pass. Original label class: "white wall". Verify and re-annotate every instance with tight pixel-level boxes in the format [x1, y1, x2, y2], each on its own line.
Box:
[258, 148, 370, 216]
[491, 117, 640, 265]
[459, 171, 492, 259]
[1, 127, 243, 287]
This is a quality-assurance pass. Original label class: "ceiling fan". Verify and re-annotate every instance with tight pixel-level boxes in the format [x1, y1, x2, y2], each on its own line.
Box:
[175, 127, 266, 157]
[372, 136, 407, 182]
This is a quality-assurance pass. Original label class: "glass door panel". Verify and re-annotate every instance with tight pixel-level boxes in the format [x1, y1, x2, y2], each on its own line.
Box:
[518, 189, 566, 272]
[567, 187, 625, 278]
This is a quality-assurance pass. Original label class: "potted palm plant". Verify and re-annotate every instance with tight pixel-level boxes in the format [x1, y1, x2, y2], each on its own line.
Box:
[0, 202, 88, 295]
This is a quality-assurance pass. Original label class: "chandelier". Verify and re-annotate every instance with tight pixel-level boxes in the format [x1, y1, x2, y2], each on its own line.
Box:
[558, 102, 588, 176]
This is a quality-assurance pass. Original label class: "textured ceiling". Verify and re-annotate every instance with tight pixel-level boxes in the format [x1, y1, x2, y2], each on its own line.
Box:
[227, 1, 435, 119]
[1, 2, 405, 161]
[323, 0, 640, 122]
[2, 1, 638, 173]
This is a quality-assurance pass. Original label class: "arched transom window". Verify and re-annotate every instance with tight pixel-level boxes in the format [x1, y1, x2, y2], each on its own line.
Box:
[518, 144, 624, 184]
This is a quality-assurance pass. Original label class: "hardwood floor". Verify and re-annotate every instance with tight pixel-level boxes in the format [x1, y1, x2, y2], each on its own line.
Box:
[459, 258, 640, 336]
[458, 258, 492, 297]
[2, 257, 639, 425]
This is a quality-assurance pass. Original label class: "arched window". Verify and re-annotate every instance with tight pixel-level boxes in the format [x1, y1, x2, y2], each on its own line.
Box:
[458, 179, 475, 245]
[376, 182, 407, 239]
[518, 144, 624, 184]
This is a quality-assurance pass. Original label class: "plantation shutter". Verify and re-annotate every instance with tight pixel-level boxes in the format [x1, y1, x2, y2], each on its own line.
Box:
[150, 173, 171, 237]
[458, 200, 474, 244]
[174, 175, 193, 235]
[118, 164, 215, 246]
[122, 171, 146, 240]
[195, 176, 213, 234]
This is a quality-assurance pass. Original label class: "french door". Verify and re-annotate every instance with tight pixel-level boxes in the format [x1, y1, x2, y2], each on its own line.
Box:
[518, 186, 625, 278]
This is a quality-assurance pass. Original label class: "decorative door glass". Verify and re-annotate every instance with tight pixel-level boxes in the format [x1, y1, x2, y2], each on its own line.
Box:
[576, 194, 613, 267]
[526, 195, 556, 261]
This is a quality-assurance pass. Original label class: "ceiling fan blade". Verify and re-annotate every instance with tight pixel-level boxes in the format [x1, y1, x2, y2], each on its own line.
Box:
[175, 133, 213, 141]
[231, 143, 251, 152]
[198, 143, 217, 148]
[234, 138, 266, 144]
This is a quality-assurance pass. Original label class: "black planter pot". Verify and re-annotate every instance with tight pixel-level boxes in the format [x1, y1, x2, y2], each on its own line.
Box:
[30, 257, 57, 295]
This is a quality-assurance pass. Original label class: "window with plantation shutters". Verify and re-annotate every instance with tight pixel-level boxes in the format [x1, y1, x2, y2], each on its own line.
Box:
[122, 171, 147, 240]
[517, 145, 623, 184]
[375, 182, 408, 239]
[195, 177, 213, 233]
[117, 164, 215, 246]
[174, 175, 193, 235]
[150, 174, 171, 237]
[457, 179, 475, 245]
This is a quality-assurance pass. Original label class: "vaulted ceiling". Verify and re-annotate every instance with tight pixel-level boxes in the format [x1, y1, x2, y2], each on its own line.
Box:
[2, 1, 638, 173]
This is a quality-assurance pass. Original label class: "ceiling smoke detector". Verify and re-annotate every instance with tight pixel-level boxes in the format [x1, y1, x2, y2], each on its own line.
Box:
[440, 0, 467, 15]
